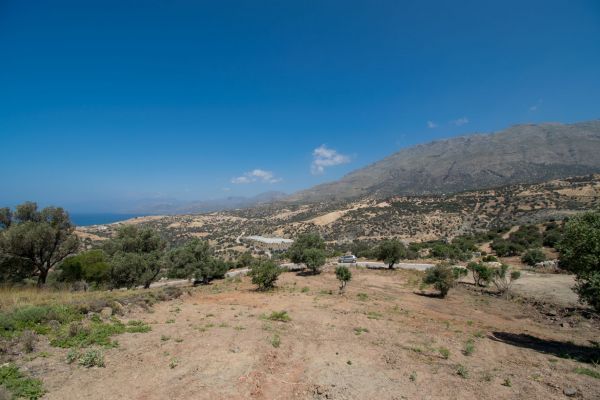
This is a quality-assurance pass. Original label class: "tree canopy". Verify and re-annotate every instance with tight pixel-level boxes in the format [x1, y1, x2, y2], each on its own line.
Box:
[376, 239, 406, 268]
[0, 202, 79, 285]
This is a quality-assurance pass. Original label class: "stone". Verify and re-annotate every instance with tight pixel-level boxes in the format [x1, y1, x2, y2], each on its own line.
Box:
[563, 387, 577, 397]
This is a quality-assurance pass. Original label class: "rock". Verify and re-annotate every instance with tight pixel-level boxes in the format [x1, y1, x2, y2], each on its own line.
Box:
[546, 310, 558, 317]
[563, 387, 577, 397]
[560, 322, 570, 328]
[225, 268, 250, 278]
[100, 307, 113, 318]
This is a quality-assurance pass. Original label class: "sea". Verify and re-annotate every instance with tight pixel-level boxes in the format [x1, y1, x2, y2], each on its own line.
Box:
[69, 213, 146, 227]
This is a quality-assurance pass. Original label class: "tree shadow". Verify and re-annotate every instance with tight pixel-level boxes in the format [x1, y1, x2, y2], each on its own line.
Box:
[295, 270, 320, 277]
[413, 291, 443, 299]
[489, 331, 600, 364]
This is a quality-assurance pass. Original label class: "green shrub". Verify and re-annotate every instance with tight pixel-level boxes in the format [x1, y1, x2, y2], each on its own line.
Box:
[521, 248, 546, 266]
[335, 266, 352, 293]
[557, 211, 600, 311]
[452, 267, 468, 280]
[249, 260, 282, 290]
[302, 248, 326, 274]
[78, 349, 105, 368]
[490, 264, 521, 297]
[265, 311, 290, 322]
[423, 263, 455, 298]
[0, 364, 45, 399]
[466, 262, 492, 287]
[376, 240, 407, 268]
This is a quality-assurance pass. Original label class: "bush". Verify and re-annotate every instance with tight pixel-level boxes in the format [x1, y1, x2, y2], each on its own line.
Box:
[335, 266, 352, 293]
[452, 267, 468, 280]
[0, 364, 45, 399]
[57, 250, 109, 286]
[78, 349, 105, 368]
[521, 248, 546, 266]
[557, 211, 600, 311]
[466, 262, 492, 287]
[423, 263, 455, 298]
[490, 264, 521, 297]
[249, 260, 282, 290]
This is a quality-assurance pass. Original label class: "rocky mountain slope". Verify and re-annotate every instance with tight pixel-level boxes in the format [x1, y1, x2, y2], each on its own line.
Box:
[288, 121, 600, 203]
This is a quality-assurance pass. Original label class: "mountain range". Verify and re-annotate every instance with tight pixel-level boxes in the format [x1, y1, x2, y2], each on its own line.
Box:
[287, 120, 600, 203]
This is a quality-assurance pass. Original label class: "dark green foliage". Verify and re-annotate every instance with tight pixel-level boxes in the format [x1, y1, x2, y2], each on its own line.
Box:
[521, 248, 547, 266]
[302, 248, 326, 274]
[51, 319, 150, 348]
[543, 222, 563, 247]
[558, 210, 600, 311]
[0, 305, 80, 337]
[492, 225, 543, 257]
[249, 260, 282, 290]
[423, 263, 455, 298]
[481, 255, 498, 262]
[0, 363, 45, 399]
[236, 252, 256, 268]
[466, 262, 492, 287]
[57, 250, 109, 286]
[103, 226, 166, 289]
[163, 238, 227, 283]
[0, 202, 79, 285]
[288, 233, 326, 273]
[490, 238, 523, 257]
[335, 265, 352, 293]
[376, 239, 406, 268]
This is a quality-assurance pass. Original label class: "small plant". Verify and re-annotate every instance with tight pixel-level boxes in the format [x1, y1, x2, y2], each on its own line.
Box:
[353, 327, 369, 335]
[438, 347, 450, 359]
[409, 371, 417, 382]
[346, 360, 352, 365]
[174, 338, 184, 343]
[335, 266, 352, 293]
[166, 319, 175, 324]
[66, 349, 79, 364]
[78, 349, 105, 368]
[271, 333, 281, 348]
[266, 311, 291, 322]
[502, 377, 512, 387]
[463, 339, 475, 356]
[301, 287, 310, 293]
[161, 335, 171, 341]
[366, 311, 383, 320]
[456, 364, 469, 378]
[169, 358, 179, 369]
[357, 293, 369, 301]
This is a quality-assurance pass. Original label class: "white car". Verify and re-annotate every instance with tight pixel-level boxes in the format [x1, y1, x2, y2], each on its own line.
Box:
[338, 255, 357, 263]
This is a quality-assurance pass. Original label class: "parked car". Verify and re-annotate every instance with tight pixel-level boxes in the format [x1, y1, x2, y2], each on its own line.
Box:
[338, 255, 357, 263]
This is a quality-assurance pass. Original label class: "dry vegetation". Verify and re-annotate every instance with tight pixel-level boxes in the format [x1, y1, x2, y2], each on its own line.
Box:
[4, 267, 599, 399]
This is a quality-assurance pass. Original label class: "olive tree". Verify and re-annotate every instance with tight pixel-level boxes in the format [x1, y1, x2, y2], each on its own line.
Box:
[288, 233, 326, 274]
[0, 202, 79, 286]
[249, 260, 282, 290]
[557, 210, 600, 311]
[103, 225, 166, 289]
[422, 263, 454, 298]
[335, 265, 352, 293]
[376, 239, 406, 269]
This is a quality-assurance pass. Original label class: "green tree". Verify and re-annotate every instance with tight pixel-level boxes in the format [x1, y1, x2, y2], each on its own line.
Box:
[521, 248, 546, 266]
[57, 249, 109, 286]
[288, 233, 326, 273]
[557, 210, 600, 311]
[163, 239, 211, 279]
[0, 202, 79, 286]
[103, 226, 166, 289]
[466, 262, 492, 287]
[335, 265, 352, 293]
[249, 260, 282, 290]
[376, 239, 406, 269]
[423, 263, 455, 298]
[236, 252, 256, 269]
[303, 248, 326, 274]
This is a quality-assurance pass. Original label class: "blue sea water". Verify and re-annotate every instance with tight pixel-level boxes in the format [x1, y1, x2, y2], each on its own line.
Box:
[69, 213, 146, 227]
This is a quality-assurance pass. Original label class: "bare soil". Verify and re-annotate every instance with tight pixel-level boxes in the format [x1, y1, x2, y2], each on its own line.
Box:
[24, 268, 600, 400]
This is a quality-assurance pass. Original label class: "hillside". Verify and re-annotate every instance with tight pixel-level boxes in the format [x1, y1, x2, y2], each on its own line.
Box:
[288, 121, 600, 203]
[78, 174, 600, 257]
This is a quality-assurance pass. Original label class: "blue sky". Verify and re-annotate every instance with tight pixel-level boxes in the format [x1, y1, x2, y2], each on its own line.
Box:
[1, 0, 599, 212]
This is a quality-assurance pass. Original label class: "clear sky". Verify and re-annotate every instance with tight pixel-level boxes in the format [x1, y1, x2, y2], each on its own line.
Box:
[1, 0, 599, 212]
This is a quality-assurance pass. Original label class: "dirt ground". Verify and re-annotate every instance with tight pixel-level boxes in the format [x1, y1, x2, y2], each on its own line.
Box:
[25, 268, 600, 400]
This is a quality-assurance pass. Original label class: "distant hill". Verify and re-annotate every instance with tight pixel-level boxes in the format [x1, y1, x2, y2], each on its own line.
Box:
[288, 120, 600, 203]
[131, 191, 287, 214]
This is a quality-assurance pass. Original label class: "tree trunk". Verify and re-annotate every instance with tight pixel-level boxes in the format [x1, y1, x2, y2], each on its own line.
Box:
[37, 269, 48, 287]
[388, 263, 394, 269]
